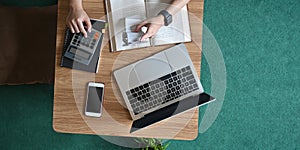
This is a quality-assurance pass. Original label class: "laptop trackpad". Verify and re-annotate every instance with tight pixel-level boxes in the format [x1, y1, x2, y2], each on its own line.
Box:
[134, 57, 171, 82]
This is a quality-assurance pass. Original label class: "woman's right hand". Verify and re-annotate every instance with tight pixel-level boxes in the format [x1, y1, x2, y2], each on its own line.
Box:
[66, 6, 91, 38]
[134, 15, 165, 41]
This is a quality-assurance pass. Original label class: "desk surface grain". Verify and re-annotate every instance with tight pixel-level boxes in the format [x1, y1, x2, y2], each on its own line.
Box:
[53, 0, 204, 140]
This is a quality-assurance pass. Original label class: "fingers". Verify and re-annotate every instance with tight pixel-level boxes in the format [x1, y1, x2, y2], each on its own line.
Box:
[66, 9, 92, 37]
[76, 19, 87, 37]
[135, 17, 163, 41]
[140, 27, 156, 41]
[71, 20, 80, 33]
[135, 20, 153, 41]
[84, 19, 92, 32]
[68, 18, 91, 38]
[67, 22, 75, 33]
[140, 33, 150, 41]
[135, 21, 148, 32]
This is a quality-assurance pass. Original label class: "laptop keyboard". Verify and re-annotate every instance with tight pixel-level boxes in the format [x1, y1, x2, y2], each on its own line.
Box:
[125, 66, 199, 115]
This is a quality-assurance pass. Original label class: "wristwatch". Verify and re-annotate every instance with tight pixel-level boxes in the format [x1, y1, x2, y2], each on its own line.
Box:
[158, 10, 172, 26]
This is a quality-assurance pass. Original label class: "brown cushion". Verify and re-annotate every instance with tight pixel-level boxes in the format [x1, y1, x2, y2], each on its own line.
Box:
[0, 5, 57, 84]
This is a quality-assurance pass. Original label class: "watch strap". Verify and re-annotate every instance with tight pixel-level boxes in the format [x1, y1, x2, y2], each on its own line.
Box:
[158, 10, 172, 26]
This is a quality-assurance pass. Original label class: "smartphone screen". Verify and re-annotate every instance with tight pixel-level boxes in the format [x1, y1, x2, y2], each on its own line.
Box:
[86, 86, 103, 114]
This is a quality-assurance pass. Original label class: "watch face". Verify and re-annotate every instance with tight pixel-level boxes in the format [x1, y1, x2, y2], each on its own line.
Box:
[158, 10, 173, 26]
[166, 15, 172, 26]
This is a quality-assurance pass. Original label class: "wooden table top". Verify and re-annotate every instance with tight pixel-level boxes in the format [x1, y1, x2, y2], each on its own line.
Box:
[53, 0, 204, 140]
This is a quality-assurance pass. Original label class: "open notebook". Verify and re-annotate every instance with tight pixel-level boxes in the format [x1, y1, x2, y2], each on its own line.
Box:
[105, 0, 191, 52]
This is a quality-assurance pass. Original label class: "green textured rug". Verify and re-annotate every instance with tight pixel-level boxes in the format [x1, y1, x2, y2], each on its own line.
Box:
[0, 0, 299, 149]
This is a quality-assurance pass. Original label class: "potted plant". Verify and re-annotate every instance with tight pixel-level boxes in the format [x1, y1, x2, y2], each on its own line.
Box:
[134, 138, 170, 150]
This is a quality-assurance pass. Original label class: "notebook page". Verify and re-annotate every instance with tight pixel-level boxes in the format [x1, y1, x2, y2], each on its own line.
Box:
[145, 0, 191, 46]
[108, 0, 151, 51]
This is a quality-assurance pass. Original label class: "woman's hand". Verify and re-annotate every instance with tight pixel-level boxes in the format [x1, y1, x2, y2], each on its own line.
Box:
[66, 6, 91, 37]
[134, 15, 164, 41]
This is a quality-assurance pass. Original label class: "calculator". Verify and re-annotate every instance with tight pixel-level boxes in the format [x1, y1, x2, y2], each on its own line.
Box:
[64, 28, 102, 65]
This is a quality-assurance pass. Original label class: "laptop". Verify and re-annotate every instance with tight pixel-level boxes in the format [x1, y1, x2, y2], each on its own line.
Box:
[114, 44, 213, 121]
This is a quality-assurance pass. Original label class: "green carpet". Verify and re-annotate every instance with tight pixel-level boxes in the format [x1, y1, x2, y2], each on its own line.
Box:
[0, 0, 299, 149]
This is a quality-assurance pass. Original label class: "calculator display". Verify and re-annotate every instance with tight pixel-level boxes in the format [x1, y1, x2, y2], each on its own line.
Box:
[69, 47, 90, 59]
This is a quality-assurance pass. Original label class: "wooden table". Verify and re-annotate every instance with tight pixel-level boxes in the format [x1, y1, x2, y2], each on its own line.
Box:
[53, 0, 204, 140]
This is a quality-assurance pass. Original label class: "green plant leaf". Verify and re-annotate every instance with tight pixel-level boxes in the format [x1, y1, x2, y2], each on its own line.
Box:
[162, 142, 170, 150]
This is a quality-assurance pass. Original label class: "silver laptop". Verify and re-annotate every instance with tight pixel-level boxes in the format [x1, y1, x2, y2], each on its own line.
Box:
[113, 44, 204, 120]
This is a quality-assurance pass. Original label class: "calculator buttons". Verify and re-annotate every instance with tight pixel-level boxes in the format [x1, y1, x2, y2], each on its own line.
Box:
[65, 28, 102, 65]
